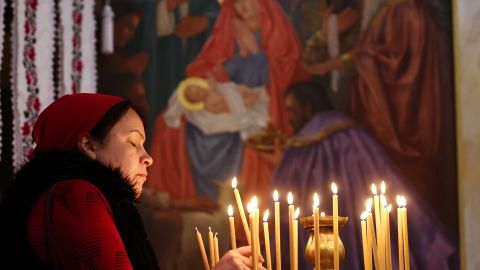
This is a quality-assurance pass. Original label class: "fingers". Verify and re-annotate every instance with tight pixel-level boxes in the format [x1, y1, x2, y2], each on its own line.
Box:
[233, 245, 252, 257]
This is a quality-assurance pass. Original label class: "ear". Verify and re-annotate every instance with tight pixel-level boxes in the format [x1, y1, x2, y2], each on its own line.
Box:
[77, 134, 98, 160]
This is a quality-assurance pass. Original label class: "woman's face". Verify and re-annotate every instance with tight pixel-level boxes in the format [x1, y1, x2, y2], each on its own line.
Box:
[94, 108, 153, 197]
[234, 0, 259, 21]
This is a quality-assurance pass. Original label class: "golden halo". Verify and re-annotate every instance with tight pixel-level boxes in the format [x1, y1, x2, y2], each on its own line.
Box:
[177, 77, 210, 111]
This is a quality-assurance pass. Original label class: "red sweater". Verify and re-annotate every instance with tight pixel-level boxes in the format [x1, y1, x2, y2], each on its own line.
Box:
[28, 180, 133, 269]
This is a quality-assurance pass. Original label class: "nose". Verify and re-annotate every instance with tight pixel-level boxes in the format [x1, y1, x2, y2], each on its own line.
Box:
[141, 149, 153, 167]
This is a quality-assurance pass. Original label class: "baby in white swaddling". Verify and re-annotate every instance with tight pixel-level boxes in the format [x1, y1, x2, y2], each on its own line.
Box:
[164, 77, 270, 140]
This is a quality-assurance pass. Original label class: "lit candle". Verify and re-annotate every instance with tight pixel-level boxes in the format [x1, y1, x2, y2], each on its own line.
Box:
[396, 196, 405, 270]
[332, 183, 339, 270]
[252, 196, 261, 259]
[380, 182, 387, 270]
[380, 195, 387, 270]
[371, 183, 383, 270]
[366, 199, 380, 270]
[386, 205, 393, 270]
[313, 193, 321, 270]
[232, 177, 251, 245]
[228, 205, 236, 250]
[214, 233, 219, 263]
[248, 202, 258, 270]
[361, 212, 372, 270]
[288, 192, 295, 270]
[195, 227, 211, 270]
[208, 227, 215, 268]
[401, 196, 410, 270]
[321, 212, 325, 217]
[293, 208, 300, 270]
[273, 190, 282, 270]
[380, 198, 388, 270]
[263, 210, 272, 270]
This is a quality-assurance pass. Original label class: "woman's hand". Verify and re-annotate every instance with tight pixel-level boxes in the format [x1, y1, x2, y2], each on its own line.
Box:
[213, 246, 266, 270]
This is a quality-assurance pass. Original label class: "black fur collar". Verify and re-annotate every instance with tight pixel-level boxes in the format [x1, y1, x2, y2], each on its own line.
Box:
[10, 149, 137, 205]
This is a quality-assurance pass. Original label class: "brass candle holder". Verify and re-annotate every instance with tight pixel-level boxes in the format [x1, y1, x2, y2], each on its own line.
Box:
[299, 215, 348, 270]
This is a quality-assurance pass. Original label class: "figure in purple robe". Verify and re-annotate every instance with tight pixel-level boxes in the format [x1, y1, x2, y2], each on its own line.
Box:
[271, 82, 458, 270]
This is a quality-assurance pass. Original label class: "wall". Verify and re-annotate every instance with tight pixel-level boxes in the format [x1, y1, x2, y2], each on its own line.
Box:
[452, 0, 480, 269]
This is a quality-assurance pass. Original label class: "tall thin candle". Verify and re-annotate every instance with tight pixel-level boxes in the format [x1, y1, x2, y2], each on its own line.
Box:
[313, 193, 321, 270]
[293, 208, 300, 270]
[232, 177, 251, 245]
[214, 233, 219, 263]
[361, 212, 372, 270]
[396, 196, 404, 270]
[332, 183, 339, 270]
[248, 202, 258, 270]
[228, 205, 236, 250]
[288, 192, 295, 270]
[366, 199, 380, 270]
[273, 190, 282, 270]
[252, 196, 261, 259]
[401, 196, 410, 270]
[208, 227, 215, 268]
[386, 205, 392, 270]
[195, 227, 211, 270]
[372, 184, 383, 270]
[263, 210, 272, 270]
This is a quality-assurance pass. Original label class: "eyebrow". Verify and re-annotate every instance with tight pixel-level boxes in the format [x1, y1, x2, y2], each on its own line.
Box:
[129, 129, 146, 140]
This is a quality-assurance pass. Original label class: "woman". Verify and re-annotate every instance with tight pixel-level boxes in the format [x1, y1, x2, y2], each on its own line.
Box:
[0, 93, 263, 269]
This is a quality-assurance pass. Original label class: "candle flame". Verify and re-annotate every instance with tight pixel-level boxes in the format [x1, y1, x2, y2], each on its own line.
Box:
[313, 193, 320, 208]
[252, 196, 258, 209]
[360, 211, 368, 221]
[366, 198, 373, 212]
[215, 232, 218, 238]
[247, 202, 253, 214]
[387, 204, 392, 213]
[397, 195, 407, 207]
[294, 208, 300, 219]
[209, 227, 212, 232]
[287, 192, 294, 205]
[381, 181, 386, 195]
[331, 182, 338, 194]
[227, 205, 234, 217]
[273, 190, 279, 202]
[263, 209, 270, 222]
[195, 227, 199, 233]
[371, 183, 378, 195]
[381, 195, 387, 206]
[321, 212, 325, 217]
[231, 177, 237, 188]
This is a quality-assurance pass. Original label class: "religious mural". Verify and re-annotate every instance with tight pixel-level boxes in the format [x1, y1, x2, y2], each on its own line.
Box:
[96, 0, 458, 269]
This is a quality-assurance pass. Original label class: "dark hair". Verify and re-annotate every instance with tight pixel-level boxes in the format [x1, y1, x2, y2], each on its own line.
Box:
[89, 100, 132, 142]
[285, 81, 333, 113]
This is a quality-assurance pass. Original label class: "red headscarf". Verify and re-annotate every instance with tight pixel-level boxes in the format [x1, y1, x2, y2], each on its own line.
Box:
[187, 0, 309, 133]
[32, 93, 123, 153]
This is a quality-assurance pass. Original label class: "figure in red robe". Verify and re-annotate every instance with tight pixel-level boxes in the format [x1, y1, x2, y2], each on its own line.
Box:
[148, 0, 308, 204]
